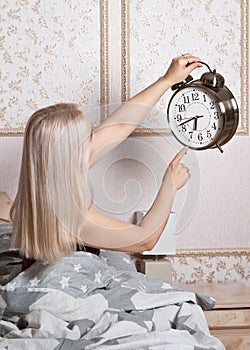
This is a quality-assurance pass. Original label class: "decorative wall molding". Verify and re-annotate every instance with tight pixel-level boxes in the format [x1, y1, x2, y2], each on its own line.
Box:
[240, 0, 249, 135]
[173, 248, 250, 258]
[121, 0, 249, 136]
[100, 0, 110, 121]
[121, 0, 130, 104]
[0, 129, 24, 137]
[136, 248, 250, 259]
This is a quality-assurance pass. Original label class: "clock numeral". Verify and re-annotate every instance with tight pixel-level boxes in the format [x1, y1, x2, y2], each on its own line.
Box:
[198, 133, 203, 141]
[183, 95, 190, 104]
[211, 122, 217, 130]
[177, 104, 186, 112]
[176, 114, 182, 122]
[203, 94, 207, 102]
[192, 92, 199, 101]
[188, 131, 193, 139]
[210, 101, 215, 109]
[181, 125, 187, 132]
[214, 112, 220, 119]
[207, 130, 212, 138]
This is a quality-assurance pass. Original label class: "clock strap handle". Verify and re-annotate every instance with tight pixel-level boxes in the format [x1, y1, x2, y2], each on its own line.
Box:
[171, 61, 213, 91]
[171, 74, 193, 91]
[199, 61, 212, 72]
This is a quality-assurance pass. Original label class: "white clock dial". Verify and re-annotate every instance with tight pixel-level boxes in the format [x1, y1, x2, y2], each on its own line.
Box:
[167, 86, 224, 149]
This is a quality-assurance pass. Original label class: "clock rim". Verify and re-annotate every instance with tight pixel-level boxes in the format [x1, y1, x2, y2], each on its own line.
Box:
[167, 83, 225, 150]
[212, 85, 239, 148]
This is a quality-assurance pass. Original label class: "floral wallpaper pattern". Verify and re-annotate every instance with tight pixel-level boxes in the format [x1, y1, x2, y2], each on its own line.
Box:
[0, 0, 247, 133]
[0, 0, 101, 131]
[127, 0, 244, 130]
[169, 253, 250, 286]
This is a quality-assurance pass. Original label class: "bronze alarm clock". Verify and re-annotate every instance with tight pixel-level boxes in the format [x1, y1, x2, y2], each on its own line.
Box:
[167, 62, 239, 152]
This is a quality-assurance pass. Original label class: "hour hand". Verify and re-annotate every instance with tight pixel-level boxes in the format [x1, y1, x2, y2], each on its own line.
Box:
[193, 115, 204, 130]
[193, 117, 198, 130]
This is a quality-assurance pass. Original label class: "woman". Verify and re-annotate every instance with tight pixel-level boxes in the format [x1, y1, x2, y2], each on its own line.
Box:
[10, 54, 202, 264]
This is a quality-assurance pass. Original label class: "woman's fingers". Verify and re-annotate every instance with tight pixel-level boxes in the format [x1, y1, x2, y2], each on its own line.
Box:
[164, 54, 202, 86]
[167, 147, 191, 191]
[171, 146, 188, 164]
[180, 53, 202, 64]
[180, 56, 203, 71]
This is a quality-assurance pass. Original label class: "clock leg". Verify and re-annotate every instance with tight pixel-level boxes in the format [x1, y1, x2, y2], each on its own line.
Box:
[215, 144, 224, 153]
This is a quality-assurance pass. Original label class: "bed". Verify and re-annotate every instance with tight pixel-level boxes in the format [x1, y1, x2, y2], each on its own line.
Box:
[0, 223, 225, 349]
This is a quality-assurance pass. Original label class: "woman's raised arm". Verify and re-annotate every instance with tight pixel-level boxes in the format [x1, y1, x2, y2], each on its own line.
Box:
[89, 54, 202, 167]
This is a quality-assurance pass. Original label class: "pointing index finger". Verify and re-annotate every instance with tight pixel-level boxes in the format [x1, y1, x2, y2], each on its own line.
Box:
[172, 147, 188, 163]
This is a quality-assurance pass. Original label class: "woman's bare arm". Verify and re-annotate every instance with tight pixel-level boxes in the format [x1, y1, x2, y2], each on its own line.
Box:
[82, 147, 189, 252]
[89, 55, 202, 167]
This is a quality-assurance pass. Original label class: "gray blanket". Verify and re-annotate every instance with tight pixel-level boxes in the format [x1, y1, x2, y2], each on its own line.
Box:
[0, 250, 226, 349]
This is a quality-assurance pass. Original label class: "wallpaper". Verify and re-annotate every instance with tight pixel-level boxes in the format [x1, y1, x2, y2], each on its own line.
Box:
[169, 253, 250, 286]
[0, 0, 248, 133]
[0, 0, 249, 285]
[125, 0, 246, 131]
[0, 0, 101, 132]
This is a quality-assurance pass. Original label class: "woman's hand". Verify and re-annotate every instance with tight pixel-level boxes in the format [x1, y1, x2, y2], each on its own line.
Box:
[163, 53, 203, 87]
[163, 147, 191, 192]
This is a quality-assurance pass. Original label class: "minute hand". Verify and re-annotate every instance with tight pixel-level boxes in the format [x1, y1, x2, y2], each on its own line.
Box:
[178, 116, 196, 126]
[178, 115, 204, 127]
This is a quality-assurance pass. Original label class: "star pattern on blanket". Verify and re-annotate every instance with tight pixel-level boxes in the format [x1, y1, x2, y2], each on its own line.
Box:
[94, 271, 102, 283]
[80, 285, 87, 293]
[59, 276, 70, 289]
[0, 240, 221, 350]
[74, 263, 81, 272]
[30, 277, 40, 287]
[5, 281, 16, 291]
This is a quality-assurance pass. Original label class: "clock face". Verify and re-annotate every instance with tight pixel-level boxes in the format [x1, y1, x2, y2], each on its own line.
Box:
[167, 85, 224, 149]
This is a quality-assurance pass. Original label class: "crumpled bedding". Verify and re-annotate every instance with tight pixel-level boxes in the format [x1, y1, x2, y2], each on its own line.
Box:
[0, 246, 225, 350]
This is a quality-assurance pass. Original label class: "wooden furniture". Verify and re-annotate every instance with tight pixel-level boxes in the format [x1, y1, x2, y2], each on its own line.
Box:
[177, 283, 250, 350]
[135, 257, 172, 284]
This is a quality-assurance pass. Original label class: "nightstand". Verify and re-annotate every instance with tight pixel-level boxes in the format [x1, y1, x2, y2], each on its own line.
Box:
[177, 283, 250, 350]
[135, 256, 172, 284]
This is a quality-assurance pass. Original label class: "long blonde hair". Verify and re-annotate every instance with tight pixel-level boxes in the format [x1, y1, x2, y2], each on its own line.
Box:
[10, 103, 93, 261]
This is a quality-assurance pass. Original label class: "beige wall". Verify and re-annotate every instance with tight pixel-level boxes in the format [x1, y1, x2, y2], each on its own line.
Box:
[0, 0, 249, 252]
[0, 132, 249, 249]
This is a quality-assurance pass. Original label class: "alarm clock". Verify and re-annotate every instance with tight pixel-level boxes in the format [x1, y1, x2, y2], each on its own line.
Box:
[167, 62, 239, 153]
